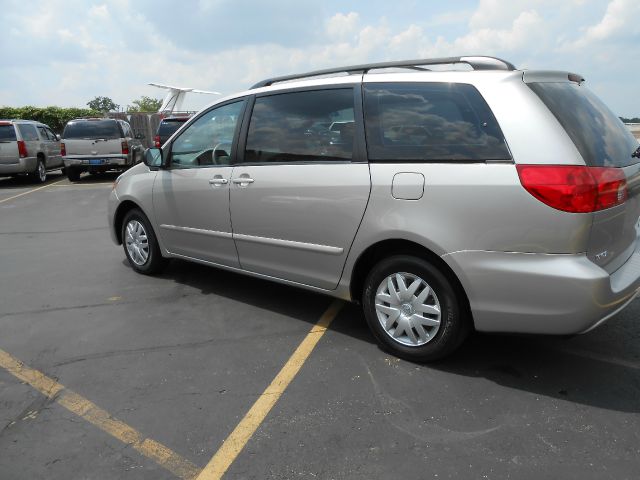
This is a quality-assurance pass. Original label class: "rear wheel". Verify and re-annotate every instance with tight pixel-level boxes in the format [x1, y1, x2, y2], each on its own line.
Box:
[67, 167, 81, 182]
[32, 157, 46, 184]
[122, 209, 167, 275]
[362, 255, 469, 362]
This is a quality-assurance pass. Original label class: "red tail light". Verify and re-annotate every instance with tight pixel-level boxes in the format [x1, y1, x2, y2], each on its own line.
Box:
[516, 165, 627, 213]
[60, 142, 66, 156]
[121, 140, 129, 155]
[17, 140, 28, 158]
[154, 135, 161, 148]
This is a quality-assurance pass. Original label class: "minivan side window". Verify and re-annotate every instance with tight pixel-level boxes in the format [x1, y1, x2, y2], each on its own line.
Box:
[170, 100, 244, 169]
[243, 89, 355, 164]
[364, 83, 511, 162]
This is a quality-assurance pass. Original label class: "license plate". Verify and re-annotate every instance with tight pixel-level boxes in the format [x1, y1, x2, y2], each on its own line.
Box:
[89, 159, 104, 165]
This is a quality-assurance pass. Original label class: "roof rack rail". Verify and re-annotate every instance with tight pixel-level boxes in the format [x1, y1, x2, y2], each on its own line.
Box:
[250, 56, 516, 89]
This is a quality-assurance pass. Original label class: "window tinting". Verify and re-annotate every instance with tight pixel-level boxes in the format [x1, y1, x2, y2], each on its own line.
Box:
[63, 120, 121, 140]
[37, 126, 50, 140]
[364, 83, 511, 162]
[171, 101, 244, 168]
[0, 125, 17, 141]
[17, 124, 39, 141]
[121, 122, 132, 137]
[158, 119, 187, 136]
[529, 82, 639, 168]
[244, 89, 355, 164]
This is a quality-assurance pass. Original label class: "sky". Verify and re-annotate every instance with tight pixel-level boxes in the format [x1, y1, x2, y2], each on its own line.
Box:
[1, 0, 639, 116]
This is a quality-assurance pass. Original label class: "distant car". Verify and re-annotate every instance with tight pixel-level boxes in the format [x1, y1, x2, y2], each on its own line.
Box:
[61, 118, 144, 182]
[0, 119, 62, 183]
[154, 116, 190, 147]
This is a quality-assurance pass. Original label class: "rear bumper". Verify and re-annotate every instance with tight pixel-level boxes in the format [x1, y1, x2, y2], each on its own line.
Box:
[64, 157, 128, 168]
[443, 246, 640, 335]
[0, 157, 37, 174]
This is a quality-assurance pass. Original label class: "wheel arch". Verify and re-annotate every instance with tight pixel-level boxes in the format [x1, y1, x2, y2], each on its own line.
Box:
[349, 239, 473, 326]
[113, 200, 145, 245]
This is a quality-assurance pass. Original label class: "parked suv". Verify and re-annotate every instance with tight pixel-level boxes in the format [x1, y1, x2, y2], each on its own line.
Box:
[0, 119, 62, 183]
[62, 118, 144, 181]
[154, 116, 191, 147]
[108, 56, 640, 361]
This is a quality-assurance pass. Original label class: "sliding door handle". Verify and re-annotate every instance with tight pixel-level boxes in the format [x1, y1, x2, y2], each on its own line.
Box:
[232, 177, 254, 185]
[209, 177, 228, 185]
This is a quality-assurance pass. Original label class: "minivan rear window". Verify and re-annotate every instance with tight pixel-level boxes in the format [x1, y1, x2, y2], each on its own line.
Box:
[529, 82, 639, 168]
[63, 120, 121, 140]
[0, 125, 17, 141]
[364, 83, 511, 162]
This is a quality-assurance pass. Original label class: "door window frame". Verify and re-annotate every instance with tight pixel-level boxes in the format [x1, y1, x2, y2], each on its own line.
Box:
[166, 97, 249, 170]
[234, 84, 367, 166]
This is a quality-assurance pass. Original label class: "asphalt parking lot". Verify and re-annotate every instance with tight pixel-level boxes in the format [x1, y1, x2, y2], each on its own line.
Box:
[1, 171, 639, 480]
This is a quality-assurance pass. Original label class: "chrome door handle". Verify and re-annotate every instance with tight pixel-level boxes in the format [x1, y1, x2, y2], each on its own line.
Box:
[209, 178, 228, 185]
[232, 177, 254, 184]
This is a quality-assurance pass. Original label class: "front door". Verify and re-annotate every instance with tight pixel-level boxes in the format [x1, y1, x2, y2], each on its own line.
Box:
[153, 100, 246, 267]
[230, 88, 370, 290]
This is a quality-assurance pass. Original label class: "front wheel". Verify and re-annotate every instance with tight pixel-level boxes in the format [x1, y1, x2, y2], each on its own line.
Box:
[67, 167, 81, 182]
[121, 209, 167, 275]
[362, 255, 469, 362]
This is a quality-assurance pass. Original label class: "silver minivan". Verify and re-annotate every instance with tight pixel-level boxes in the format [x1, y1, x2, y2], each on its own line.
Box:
[0, 119, 62, 183]
[107, 56, 640, 361]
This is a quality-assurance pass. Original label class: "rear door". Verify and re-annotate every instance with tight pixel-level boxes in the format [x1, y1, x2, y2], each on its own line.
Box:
[44, 126, 62, 167]
[229, 87, 370, 290]
[529, 81, 640, 273]
[0, 123, 18, 165]
[37, 126, 62, 167]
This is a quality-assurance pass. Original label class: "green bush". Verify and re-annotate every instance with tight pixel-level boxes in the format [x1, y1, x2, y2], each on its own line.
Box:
[0, 106, 101, 133]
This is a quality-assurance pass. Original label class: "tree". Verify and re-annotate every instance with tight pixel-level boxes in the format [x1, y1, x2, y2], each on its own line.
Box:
[127, 96, 163, 113]
[87, 96, 119, 112]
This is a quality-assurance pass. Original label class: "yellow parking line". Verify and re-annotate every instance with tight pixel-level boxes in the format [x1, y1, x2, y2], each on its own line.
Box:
[0, 348, 200, 480]
[196, 299, 344, 480]
[0, 178, 66, 204]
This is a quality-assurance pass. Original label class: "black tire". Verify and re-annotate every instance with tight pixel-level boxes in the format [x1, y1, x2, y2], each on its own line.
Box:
[362, 255, 469, 362]
[121, 208, 167, 275]
[32, 157, 46, 184]
[67, 167, 81, 182]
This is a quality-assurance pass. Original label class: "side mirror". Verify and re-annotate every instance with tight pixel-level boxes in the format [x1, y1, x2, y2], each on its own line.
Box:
[143, 148, 166, 168]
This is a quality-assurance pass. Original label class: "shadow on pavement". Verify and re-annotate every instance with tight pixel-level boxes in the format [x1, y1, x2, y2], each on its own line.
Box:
[125, 256, 640, 414]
